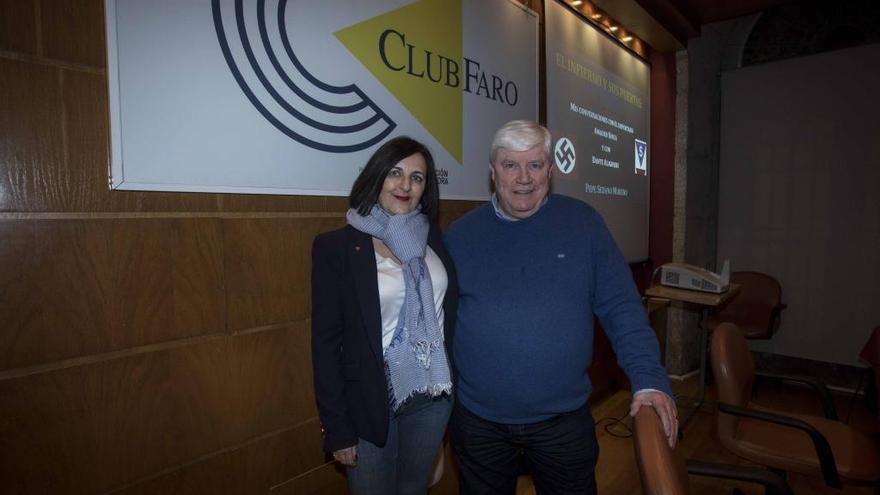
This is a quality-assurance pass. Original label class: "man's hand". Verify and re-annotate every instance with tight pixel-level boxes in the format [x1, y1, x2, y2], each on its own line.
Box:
[630, 390, 678, 448]
[333, 445, 358, 467]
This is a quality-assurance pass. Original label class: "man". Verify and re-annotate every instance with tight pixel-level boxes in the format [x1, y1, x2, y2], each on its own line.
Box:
[445, 120, 677, 494]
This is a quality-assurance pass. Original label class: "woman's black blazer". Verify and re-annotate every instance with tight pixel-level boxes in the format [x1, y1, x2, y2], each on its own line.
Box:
[310, 223, 458, 453]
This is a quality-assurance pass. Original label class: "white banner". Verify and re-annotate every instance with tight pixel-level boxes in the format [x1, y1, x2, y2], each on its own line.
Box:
[106, 0, 538, 199]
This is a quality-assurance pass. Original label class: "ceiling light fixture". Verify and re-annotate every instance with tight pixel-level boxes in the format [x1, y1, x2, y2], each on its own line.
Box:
[571, 0, 583, 5]
[621, 35, 633, 42]
[608, 25, 619, 32]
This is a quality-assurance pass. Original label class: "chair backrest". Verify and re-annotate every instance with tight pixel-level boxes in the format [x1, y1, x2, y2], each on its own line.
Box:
[714, 271, 783, 339]
[633, 407, 689, 495]
[710, 323, 756, 445]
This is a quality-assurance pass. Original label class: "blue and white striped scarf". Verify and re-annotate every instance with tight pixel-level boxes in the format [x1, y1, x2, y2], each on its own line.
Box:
[346, 206, 452, 410]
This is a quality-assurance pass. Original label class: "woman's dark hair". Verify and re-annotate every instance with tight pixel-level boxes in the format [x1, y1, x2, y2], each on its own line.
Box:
[349, 136, 440, 220]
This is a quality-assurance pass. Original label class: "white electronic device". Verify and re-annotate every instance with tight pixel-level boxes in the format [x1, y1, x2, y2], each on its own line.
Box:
[658, 260, 730, 294]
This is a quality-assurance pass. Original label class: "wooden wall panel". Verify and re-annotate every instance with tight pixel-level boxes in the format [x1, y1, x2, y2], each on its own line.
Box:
[224, 217, 343, 332]
[0, 337, 230, 493]
[228, 321, 317, 442]
[219, 195, 330, 214]
[61, 67, 112, 211]
[0, 0, 37, 55]
[0, 58, 64, 212]
[39, 0, 105, 67]
[324, 196, 350, 213]
[278, 467, 348, 495]
[271, 464, 348, 495]
[0, 322, 316, 493]
[438, 201, 482, 230]
[116, 447, 242, 495]
[648, 50, 676, 266]
[115, 419, 330, 494]
[0, 218, 225, 370]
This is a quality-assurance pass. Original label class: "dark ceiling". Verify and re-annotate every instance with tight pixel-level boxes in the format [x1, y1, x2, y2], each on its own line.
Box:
[576, 0, 879, 54]
[590, 0, 801, 52]
[629, 0, 800, 49]
[672, 0, 796, 26]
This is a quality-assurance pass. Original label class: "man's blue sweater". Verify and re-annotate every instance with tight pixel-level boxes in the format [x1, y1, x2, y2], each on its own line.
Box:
[445, 194, 671, 424]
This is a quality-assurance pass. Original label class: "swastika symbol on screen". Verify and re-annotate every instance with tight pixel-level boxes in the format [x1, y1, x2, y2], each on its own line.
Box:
[554, 137, 576, 174]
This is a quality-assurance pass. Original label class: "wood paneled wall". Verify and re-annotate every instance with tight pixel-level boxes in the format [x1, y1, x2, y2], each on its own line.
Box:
[0, 1, 478, 492]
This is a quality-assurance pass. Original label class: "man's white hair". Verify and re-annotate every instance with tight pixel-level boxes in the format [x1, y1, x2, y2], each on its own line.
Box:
[490, 120, 552, 163]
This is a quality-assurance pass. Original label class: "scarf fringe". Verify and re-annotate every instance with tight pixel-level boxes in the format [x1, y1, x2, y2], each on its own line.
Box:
[388, 382, 453, 412]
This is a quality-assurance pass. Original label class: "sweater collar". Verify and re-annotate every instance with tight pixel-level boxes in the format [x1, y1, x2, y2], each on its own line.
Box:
[491, 193, 550, 222]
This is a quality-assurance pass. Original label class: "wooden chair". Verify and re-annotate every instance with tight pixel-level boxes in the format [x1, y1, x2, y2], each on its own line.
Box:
[710, 322, 880, 489]
[633, 406, 793, 495]
[706, 271, 786, 340]
[710, 272, 838, 420]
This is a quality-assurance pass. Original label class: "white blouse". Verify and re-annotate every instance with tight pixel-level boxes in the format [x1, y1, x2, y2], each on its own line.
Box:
[376, 246, 448, 351]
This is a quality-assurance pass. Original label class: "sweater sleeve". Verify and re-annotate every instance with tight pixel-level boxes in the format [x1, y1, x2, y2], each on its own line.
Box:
[310, 234, 358, 452]
[589, 215, 673, 397]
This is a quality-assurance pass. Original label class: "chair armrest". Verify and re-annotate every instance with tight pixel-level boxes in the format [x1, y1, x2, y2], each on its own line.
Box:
[754, 370, 838, 420]
[686, 460, 794, 495]
[716, 402, 841, 488]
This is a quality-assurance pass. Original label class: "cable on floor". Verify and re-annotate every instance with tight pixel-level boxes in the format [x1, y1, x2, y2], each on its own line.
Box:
[594, 406, 633, 438]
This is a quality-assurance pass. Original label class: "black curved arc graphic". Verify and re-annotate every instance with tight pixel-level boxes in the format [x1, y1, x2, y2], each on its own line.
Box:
[257, 0, 367, 114]
[235, 0, 377, 134]
[276, 0, 394, 124]
[276, 0, 360, 95]
[211, 0, 396, 153]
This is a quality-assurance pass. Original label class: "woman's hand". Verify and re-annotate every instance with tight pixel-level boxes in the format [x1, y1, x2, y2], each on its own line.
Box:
[333, 445, 358, 467]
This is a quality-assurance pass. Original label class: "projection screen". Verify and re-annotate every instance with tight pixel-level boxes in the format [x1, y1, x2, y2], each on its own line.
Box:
[545, 0, 651, 262]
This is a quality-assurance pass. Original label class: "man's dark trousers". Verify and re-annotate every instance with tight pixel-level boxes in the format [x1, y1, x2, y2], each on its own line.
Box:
[449, 400, 599, 495]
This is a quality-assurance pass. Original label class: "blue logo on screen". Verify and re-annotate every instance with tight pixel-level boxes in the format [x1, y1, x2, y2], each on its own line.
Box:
[211, 0, 396, 153]
[634, 139, 647, 175]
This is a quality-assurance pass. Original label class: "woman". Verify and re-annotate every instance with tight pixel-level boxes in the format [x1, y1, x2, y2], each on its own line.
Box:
[311, 137, 457, 494]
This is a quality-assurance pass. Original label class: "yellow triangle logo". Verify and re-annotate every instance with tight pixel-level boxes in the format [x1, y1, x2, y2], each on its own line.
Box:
[335, 0, 463, 163]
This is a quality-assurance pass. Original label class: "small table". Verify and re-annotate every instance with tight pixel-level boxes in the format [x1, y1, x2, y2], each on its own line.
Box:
[645, 283, 741, 431]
